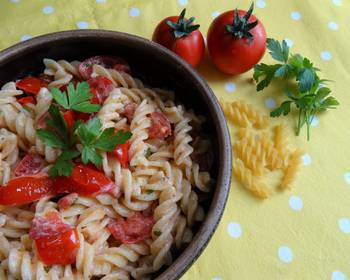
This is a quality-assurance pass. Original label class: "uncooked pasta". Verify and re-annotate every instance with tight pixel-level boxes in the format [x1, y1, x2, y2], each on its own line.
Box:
[0, 56, 212, 279]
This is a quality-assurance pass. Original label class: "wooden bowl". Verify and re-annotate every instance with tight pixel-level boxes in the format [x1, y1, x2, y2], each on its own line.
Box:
[0, 30, 232, 280]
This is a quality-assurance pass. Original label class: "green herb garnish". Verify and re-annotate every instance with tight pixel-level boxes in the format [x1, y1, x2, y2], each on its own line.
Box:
[253, 38, 339, 140]
[146, 189, 154, 194]
[154, 229, 162, 236]
[51, 81, 101, 113]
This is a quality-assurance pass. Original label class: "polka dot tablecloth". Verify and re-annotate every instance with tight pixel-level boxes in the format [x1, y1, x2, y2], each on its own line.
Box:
[1, 0, 350, 279]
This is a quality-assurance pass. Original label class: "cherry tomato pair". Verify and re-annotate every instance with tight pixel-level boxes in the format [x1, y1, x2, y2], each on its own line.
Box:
[153, 3, 266, 75]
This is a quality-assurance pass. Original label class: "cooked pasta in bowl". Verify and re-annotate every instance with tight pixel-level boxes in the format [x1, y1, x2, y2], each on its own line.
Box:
[0, 30, 231, 280]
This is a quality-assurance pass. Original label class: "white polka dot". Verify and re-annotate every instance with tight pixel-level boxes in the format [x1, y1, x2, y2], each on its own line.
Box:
[42, 6, 54, 14]
[332, 271, 348, 280]
[96, 0, 106, 3]
[211, 11, 220, 19]
[311, 116, 319, 126]
[278, 246, 293, 263]
[344, 172, 350, 185]
[224, 82, 236, 93]
[129, 7, 140, 17]
[338, 218, 350, 234]
[289, 196, 303, 211]
[256, 0, 266, 8]
[291, 11, 301, 21]
[265, 97, 276, 109]
[227, 222, 242, 238]
[20, 34, 32, 41]
[333, 0, 342, 6]
[321, 51, 332, 61]
[302, 153, 312, 165]
[212, 277, 222, 280]
[10, 0, 20, 3]
[284, 38, 294, 48]
[178, 0, 188, 6]
[328, 22, 338, 30]
[76, 21, 89, 29]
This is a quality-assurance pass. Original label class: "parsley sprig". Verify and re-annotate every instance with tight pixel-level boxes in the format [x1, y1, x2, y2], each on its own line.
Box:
[37, 82, 132, 176]
[51, 81, 101, 113]
[253, 38, 339, 140]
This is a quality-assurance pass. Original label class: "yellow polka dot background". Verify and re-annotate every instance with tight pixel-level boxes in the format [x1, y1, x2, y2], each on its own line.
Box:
[1, 0, 350, 279]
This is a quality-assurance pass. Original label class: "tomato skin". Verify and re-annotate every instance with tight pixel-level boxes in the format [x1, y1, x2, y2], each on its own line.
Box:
[63, 110, 75, 129]
[148, 112, 172, 139]
[30, 212, 79, 265]
[87, 76, 114, 104]
[207, 10, 266, 75]
[54, 164, 115, 196]
[152, 16, 205, 68]
[16, 77, 47, 95]
[107, 212, 154, 244]
[17, 96, 35, 105]
[14, 154, 45, 177]
[0, 175, 54, 206]
[111, 142, 130, 168]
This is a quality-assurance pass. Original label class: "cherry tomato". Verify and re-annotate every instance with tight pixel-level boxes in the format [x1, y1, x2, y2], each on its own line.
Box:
[87, 76, 114, 104]
[57, 193, 78, 210]
[14, 154, 45, 177]
[107, 212, 154, 244]
[0, 175, 54, 206]
[148, 112, 172, 139]
[207, 3, 266, 75]
[63, 110, 75, 129]
[54, 164, 115, 196]
[79, 56, 131, 80]
[17, 96, 35, 105]
[152, 9, 205, 67]
[16, 77, 47, 95]
[30, 212, 79, 265]
[111, 141, 130, 168]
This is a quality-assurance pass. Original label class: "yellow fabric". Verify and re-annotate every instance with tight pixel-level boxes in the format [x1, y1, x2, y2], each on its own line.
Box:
[1, 0, 350, 279]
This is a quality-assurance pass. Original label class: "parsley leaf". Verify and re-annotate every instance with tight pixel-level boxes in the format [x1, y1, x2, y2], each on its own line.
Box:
[51, 81, 101, 113]
[49, 150, 80, 177]
[253, 38, 340, 140]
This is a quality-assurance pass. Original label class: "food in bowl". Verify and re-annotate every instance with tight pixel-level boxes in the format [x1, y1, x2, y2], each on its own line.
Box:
[0, 56, 213, 279]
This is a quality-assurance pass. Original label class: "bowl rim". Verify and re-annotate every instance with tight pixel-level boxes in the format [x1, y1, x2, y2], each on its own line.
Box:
[0, 29, 232, 280]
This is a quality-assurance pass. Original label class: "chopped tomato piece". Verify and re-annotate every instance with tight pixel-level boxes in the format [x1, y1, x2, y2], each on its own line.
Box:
[30, 212, 79, 265]
[0, 175, 54, 206]
[17, 96, 35, 105]
[75, 112, 91, 122]
[54, 164, 115, 196]
[111, 141, 130, 168]
[87, 76, 114, 104]
[79, 56, 131, 80]
[14, 154, 45, 177]
[124, 103, 137, 122]
[16, 77, 47, 95]
[148, 112, 172, 139]
[57, 193, 78, 210]
[63, 110, 75, 129]
[107, 212, 154, 244]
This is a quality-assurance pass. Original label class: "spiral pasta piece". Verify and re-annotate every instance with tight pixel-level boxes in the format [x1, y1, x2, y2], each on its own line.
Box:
[44, 58, 80, 88]
[233, 159, 270, 198]
[173, 115, 193, 168]
[221, 101, 250, 127]
[280, 149, 303, 189]
[232, 100, 269, 129]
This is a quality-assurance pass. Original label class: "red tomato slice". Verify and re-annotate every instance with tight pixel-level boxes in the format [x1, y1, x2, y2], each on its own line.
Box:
[30, 212, 79, 265]
[16, 77, 47, 95]
[17, 96, 35, 105]
[14, 154, 45, 177]
[87, 76, 114, 104]
[63, 110, 75, 129]
[57, 193, 78, 210]
[107, 212, 154, 244]
[75, 112, 91, 122]
[111, 141, 130, 168]
[124, 102, 137, 122]
[54, 164, 115, 196]
[0, 175, 54, 206]
[148, 112, 172, 139]
[79, 56, 131, 80]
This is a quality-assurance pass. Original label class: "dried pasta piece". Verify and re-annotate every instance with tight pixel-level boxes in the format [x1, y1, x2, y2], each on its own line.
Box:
[280, 149, 303, 189]
[221, 101, 250, 128]
[231, 100, 269, 129]
[233, 159, 270, 199]
[234, 140, 265, 176]
[274, 124, 289, 166]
